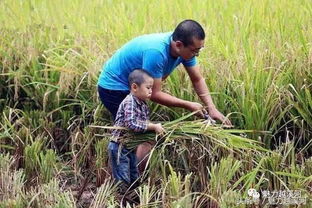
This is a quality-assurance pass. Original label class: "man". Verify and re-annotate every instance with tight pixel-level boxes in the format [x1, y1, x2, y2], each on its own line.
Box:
[98, 19, 231, 125]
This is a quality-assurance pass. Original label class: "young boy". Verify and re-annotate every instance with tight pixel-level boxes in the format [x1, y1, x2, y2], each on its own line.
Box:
[108, 69, 164, 193]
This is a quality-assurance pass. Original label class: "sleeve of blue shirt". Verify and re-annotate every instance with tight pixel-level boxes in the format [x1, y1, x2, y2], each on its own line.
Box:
[142, 49, 165, 79]
[182, 57, 197, 67]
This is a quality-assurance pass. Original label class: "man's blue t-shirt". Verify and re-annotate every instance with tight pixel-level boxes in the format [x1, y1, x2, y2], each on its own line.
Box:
[97, 32, 197, 90]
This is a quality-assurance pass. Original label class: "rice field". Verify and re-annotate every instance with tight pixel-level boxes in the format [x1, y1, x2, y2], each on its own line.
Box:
[0, 0, 311, 207]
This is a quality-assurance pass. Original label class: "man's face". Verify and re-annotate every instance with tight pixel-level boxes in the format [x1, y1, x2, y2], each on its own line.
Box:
[178, 37, 204, 60]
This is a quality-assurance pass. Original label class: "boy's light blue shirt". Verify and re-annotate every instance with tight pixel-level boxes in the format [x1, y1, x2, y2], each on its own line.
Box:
[97, 32, 197, 90]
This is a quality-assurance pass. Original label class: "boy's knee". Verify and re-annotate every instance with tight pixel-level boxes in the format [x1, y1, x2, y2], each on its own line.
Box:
[136, 142, 155, 173]
[136, 142, 154, 158]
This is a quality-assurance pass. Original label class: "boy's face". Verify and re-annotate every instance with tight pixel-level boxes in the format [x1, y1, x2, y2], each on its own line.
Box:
[131, 76, 154, 101]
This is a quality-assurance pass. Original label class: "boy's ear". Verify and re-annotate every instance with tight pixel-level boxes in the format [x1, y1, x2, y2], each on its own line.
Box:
[131, 83, 138, 91]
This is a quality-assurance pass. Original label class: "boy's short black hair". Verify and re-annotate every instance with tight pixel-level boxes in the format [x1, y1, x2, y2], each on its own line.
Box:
[172, 19, 205, 46]
[128, 69, 152, 86]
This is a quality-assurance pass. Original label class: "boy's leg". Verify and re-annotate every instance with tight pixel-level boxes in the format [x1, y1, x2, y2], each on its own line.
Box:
[108, 141, 131, 193]
[97, 86, 129, 119]
[129, 150, 139, 187]
[136, 141, 155, 174]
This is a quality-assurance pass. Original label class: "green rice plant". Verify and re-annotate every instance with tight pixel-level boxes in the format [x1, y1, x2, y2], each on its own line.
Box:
[0, 199, 25, 208]
[90, 179, 117, 208]
[207, 157, 241, 201]
[1, 107, 46, 150]
[0, 154, 26, 207]
[260, 151, 289, 191]
[303, 158, 312, 203]
[231, 154, 265, 197]
[24, 138, 45, 183]
[137, 179, 161, 208]
[220, 190, 243, 208]
[20, 81, 59, 111]
[0, 108, 33, 172]
[93, 104, 111, 124]
[0, 109, 18, 152]
[24, 137, 58, 184]
[95, 137, 109, 186]
[304, 158, 312, 177]
[27, 179, 76, 208]
[221, 71, 287, 146]
[272, 142, 312, 194]
[95, 138, 109, 168]
[19, 110, 47, 131]
[163, 163, 193, 208]
[288, 83, 312, 140]
[138, 147, 166, 187]
[233, 147, 310, 202]
[39, 149, 57, 184]
[69, 126, 97, 181]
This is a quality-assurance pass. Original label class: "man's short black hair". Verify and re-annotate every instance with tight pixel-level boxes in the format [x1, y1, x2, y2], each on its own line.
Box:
[128, 69, 152, 86]
[172, 19, 205, 46]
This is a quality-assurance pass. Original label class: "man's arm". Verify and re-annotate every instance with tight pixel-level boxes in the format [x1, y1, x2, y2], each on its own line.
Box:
[185, 65, 232, 125]
[150, 78, 203, 113]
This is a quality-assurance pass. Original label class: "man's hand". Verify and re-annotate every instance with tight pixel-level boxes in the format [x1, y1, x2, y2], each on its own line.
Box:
[208, 107, 232, 126]
[186, 101, 207, 118]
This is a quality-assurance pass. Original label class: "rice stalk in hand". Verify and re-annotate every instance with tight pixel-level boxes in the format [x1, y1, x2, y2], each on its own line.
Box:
[127, 118, 268, 154]
[90, 112, 269, 153]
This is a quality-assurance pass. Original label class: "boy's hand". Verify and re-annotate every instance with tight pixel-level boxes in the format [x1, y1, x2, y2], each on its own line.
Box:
[147, 122, 165, 135]
[153, 123, 165, 135]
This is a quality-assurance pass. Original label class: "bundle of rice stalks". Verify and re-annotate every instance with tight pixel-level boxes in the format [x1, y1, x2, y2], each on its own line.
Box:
[91, 112, 269, 153]
[128, 113, 268, 153]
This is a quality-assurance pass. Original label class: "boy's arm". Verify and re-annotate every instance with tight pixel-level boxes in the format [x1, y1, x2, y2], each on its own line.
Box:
[123, 98, 148, 132]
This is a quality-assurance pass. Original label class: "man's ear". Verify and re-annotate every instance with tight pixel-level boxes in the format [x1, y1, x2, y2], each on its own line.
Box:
[175, 40, 184, 48]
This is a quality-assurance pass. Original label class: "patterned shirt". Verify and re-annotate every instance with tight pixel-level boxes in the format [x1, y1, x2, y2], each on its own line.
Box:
[111, 93, 149, 143]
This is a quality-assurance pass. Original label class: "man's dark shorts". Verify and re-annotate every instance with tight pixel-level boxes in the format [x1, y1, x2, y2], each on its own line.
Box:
[98, 86, 129, 120]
